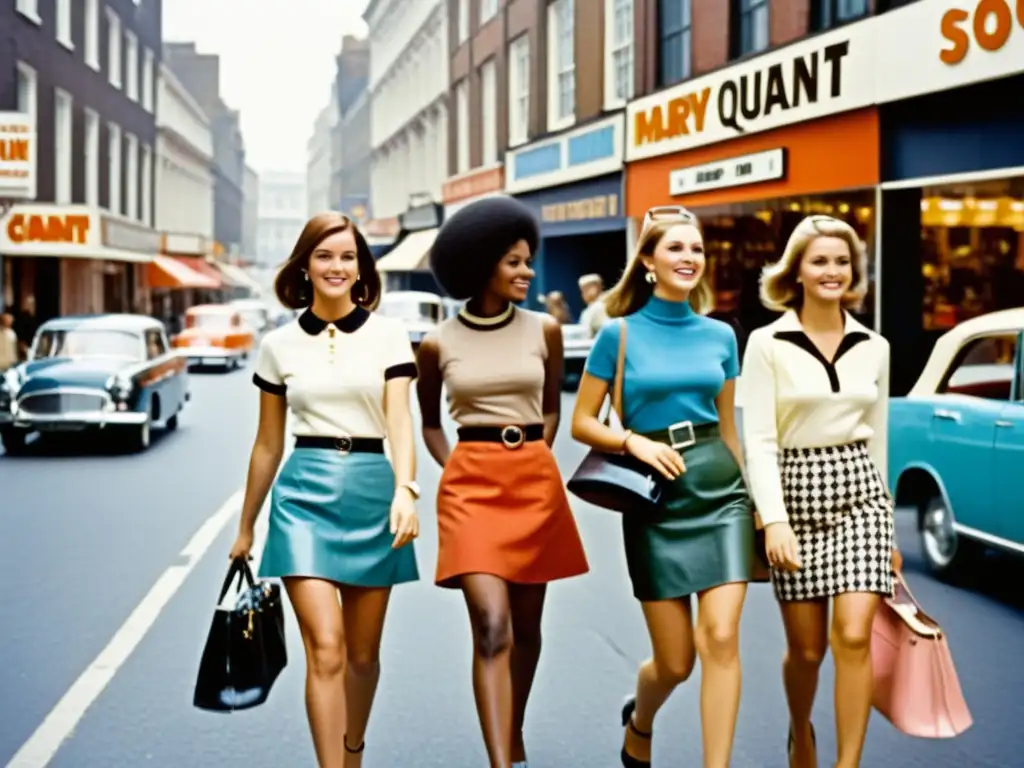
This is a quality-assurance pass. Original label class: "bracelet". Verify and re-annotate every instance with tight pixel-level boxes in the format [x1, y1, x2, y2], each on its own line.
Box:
[620, 430, 634, 453]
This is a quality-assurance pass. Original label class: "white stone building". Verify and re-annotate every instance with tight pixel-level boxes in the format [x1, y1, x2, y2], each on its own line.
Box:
[364, 0, 449, 221]
[306, 91, 337, 216]
[155, 63, 215, 238]
[255, 171, 308, 268]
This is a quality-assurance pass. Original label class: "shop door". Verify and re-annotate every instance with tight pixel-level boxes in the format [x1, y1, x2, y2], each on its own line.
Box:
[103, 268, 127, 313]
[34, 257, 61, 322]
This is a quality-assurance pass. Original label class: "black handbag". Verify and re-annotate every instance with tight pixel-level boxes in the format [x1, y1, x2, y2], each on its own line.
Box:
[193, 558, 287, 712]
[567, 320, 665, 515]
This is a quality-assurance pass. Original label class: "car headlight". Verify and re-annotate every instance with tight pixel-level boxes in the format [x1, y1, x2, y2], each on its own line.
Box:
[106, 374, 134, 401]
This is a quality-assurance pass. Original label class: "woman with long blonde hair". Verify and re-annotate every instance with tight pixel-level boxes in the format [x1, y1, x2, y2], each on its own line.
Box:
[571, 206, 756, 768]
[741, 215, 898, 768]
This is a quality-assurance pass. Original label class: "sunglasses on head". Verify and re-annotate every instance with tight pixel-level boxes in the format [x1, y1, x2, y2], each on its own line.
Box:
[642, 206, 698, 233]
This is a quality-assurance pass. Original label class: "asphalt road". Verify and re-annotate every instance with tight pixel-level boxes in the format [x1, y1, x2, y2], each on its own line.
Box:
[1, 362, 1022, 767]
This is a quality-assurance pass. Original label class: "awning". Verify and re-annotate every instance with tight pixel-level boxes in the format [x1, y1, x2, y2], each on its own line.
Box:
[174, 256, 224, 287]
[215, 262, 263, 294]
[147, 255, 220, 289]
[375, 228, 438, 273]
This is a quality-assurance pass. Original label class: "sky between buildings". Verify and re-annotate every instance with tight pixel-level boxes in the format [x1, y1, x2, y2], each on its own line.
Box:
[161, 0, 370, 175]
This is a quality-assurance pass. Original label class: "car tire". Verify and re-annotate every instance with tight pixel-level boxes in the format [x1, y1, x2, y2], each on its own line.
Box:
[0, 427, 28, 456]
[919, 495, 975, 579]
[122, 418, 151, 453]
[166, 413, 179, 431]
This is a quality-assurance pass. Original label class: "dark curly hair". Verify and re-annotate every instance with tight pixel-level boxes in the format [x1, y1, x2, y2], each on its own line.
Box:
[429, 196, 540, 300]
[274, 212, 381, 311]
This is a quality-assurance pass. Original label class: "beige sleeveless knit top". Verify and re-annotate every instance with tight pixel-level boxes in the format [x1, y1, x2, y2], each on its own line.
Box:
[436, 305, 548, 427]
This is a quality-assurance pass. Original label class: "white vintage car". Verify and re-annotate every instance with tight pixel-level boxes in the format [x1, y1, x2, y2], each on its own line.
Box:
[377, 291, 449, 349]
[561, 323, 594, 390]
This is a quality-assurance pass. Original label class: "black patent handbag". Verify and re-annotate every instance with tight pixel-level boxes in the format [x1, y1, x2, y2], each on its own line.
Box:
[193, 557, 287, 712]
[567, 321, 665, 515]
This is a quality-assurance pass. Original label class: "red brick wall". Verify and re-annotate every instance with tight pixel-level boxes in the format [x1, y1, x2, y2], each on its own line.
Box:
[769, 0, 811, 47]
[691, 0, 731, 75]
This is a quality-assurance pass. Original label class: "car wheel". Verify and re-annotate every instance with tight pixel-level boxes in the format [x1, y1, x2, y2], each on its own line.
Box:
[166, 413, 179, 431]
[919, 495, 973, 578]
[0, 427, 28, 456]
[123, 419, 151, 453]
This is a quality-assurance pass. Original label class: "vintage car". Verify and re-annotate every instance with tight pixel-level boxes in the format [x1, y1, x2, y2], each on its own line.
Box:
[171, 304, 255, 369]
[561, 323, 595, 390]
[0, 314, 189, 454]
[888, 307, 1024, 579]
[229, 298, 271, 335]
[378, 290, 447, 349]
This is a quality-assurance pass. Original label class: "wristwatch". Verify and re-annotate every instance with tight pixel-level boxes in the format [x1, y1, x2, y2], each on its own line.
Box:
[399, 481, 421, 499]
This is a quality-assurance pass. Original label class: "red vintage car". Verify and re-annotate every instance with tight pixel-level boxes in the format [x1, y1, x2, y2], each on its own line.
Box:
[171, 305, 255, 370]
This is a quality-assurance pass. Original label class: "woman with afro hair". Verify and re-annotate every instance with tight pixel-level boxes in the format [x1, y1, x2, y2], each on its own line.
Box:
[416, 196, 590, 768]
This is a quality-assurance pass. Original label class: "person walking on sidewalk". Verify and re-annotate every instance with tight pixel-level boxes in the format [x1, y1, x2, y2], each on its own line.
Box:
[0, 311, 18, 371]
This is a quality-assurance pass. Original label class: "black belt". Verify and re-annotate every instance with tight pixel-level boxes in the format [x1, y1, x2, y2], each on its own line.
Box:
[644, 421, 720, 451]
[457, 424, 544, 449]
[294, 436, 385, 453]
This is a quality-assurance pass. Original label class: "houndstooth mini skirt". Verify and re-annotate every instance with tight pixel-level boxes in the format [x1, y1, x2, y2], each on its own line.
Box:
[772, 441, 895, 602]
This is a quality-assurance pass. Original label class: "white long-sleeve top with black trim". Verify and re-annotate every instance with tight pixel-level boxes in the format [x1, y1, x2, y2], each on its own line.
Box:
[739, 309, 890, 526]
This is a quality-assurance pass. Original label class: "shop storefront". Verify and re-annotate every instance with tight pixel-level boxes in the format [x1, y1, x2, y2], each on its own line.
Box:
[0, 109, 37, 317]
[506, 113, 628, 317]
[150, 232, 224, 333]
[443, 164, 505, 218]
[874, 0, 1024, 393]
[625, 20, 878, 338]
[375, 195, 444, 293]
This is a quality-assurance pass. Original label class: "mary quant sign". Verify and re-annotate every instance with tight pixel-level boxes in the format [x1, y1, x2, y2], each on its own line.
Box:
[626, 23, 874, 162]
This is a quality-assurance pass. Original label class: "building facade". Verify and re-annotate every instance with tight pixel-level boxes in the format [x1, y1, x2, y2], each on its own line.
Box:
[0, 0, 164, 324]
[255, 171, 307, 268]
[306, 91, 336, 216]
[241, 163, 259, 261]
[333, 36, 373, 231]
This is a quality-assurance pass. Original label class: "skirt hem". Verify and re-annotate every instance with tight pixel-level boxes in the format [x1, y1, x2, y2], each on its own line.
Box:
[259, 569, 420, 589]
[436, 565, 589, 590]
[773, 582, 894, 603]
[634, 574, 752, 603]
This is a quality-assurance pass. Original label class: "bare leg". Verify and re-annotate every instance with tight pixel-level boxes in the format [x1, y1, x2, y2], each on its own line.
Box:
[462, 573, 514, 768]
[338, 585, 392, 767]
[284, 577, 347, 768]
[832, 592, 882, 768]
[507, 583, 547, 764]
[624, 598, 697, 762]
[779, 599, 829, 768]
[694, 582, 747, 768]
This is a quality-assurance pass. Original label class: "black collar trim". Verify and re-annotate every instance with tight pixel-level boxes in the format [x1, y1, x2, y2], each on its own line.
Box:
[457, 302, 516, 332]
[298, 306, 370, 335]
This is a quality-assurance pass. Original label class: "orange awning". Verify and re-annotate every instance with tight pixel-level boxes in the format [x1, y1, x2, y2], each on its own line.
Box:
[175, 256, 224, 287]
[148, 255, 220, 289]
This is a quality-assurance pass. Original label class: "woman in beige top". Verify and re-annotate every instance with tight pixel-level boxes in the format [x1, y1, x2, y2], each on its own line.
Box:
[417, 197, 589, 768]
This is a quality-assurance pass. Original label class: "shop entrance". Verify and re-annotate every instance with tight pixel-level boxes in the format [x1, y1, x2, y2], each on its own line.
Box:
[539, 230, 628, 322]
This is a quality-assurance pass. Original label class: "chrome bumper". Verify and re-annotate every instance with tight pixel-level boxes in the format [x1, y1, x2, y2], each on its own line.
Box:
[8, 409, 148, 431]
[183, 346, 238, 362]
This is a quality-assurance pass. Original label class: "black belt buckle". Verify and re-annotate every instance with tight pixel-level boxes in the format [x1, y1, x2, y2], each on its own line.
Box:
[500, 425, 525, 450]
[668, 420, 696, 450]
[334, 436, 353, 454]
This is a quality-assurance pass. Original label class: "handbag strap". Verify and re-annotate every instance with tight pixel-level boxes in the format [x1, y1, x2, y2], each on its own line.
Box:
[602, 319, 627, 426]
[217, 557, 257, 605]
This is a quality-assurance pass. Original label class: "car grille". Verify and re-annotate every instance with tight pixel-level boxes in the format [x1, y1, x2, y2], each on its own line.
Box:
[18, 392, 109, 415]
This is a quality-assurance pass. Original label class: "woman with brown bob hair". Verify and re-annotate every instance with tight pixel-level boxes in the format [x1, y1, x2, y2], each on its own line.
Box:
[741, 215, 898, 767]
[572, 206, 756, 767]
[230, 212, 421, 768]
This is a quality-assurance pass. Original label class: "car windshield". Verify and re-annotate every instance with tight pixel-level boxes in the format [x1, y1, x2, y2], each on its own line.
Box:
[191, 313, 234, 330]
[378, 298, 443, 324]
[33, 329, 141, 361]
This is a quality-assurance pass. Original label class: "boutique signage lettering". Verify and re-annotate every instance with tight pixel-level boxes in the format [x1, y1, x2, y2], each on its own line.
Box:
[0, 112, 36, 199]
[6, 211, 91, 245]
[939, 0, 1023, 64]
[626, 24, 873, 162]
[669, 149, 787, 197]
[541, 195, 619, 223]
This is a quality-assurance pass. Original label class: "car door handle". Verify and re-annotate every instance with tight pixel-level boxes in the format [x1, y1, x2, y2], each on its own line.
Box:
[933, 408, 961, 422]
[995, 420, 1013, 428]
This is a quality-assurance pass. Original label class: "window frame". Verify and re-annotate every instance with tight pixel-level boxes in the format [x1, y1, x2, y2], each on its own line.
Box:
[604, 0, 635, 109]
[507, 34, 530, 148]
[108, 122, 123, 215]
[56, 0, 74, 50]
[16, 0, 41, 25]
[107, 9, 123, 89]
[732, 0, 770, 59]
[85, 109, 100, 206]
[938, 333, 1020, 401]
[16, 61, 38, 120]
[85, 0, 101, 70]
[811, 0, 869, 31]
[455, 78, 470, 174]
[546, 0, 576, 132]
[54, 89, 73, 204]
[657, 0, 692, 88]
[479, 0, 498, 25]
[125, 30, 139, 102]
[480, 58, 498, 166]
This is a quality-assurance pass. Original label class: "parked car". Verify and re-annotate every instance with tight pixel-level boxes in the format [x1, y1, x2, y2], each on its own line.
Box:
[0, 314, 189, 454]
[171, 305, 255, 370]
[888, 307, 1024, 578]
[378, 290, 447, 349]
[229, 298, 271, 335]
[561, 323, 594, 390]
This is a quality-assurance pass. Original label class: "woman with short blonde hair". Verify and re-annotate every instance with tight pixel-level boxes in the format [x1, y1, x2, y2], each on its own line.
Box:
[741, 214, 897, 768]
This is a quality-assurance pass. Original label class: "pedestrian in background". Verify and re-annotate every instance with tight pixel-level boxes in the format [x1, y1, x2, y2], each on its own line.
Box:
[540, 289, 572, 324]
[416, 197, 589, 768]
[229, 212, 421, 768]
[571, 206, 754, 768]
[0, 310, 18, 370]
[741, 215, 898, 768]
[577, 273, 610, 337]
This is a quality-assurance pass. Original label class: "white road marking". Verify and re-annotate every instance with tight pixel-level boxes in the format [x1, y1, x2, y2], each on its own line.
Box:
[5, 489, 253, 768]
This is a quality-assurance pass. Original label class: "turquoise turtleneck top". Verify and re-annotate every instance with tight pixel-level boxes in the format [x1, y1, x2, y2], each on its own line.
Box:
[584, 295, 740, 433]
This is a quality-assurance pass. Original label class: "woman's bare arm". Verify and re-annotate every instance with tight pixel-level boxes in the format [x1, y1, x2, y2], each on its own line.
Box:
[237, 391, 288, 534]
[570, 372, 632, 453]
[415, 335, 451, 467]
[384, 376, 416, 489]
[540, 315, 563, 446]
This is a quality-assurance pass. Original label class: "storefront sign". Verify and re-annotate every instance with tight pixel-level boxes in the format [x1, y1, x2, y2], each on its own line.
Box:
[6, 210, 92, 245]
[874, 0, 1024, 103]
[506, 113, 625, 195]
[399, 201, 442, 232]
[669, 149, 787, 197]
[0, 112, 36, 200]
[627, 24, 874, 161]
[442, 164, 504, 204]
[541, 194, 619, 223]
[515, 173, 625, 238]
[102, 216, 161, 254]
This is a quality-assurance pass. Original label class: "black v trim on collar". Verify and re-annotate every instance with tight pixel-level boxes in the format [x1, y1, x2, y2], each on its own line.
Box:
[773, 330, 871, 393]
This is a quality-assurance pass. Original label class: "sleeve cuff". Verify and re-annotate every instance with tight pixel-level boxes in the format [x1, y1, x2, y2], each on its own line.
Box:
[253, 373, 286, 395]
[384, 362, 418, 381]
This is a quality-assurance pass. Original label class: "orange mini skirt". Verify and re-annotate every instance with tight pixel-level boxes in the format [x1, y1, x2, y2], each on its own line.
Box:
[435, 435, 590, 589]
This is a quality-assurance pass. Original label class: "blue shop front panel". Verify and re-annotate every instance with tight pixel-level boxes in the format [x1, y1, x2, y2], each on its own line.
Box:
[882, 74, 1024, 182]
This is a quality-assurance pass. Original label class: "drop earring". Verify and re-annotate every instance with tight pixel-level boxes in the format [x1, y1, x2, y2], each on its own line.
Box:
[303, 271, 309, 281]
[645, 270, 657, 284]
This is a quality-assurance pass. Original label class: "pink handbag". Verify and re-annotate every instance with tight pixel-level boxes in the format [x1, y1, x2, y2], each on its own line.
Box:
[871, 572, 973, 738]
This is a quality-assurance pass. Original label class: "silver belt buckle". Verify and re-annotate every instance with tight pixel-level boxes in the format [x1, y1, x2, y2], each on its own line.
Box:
[335, 436, 353, 454]
[668, 420, 696, 450]
[500, 425, 525, 450]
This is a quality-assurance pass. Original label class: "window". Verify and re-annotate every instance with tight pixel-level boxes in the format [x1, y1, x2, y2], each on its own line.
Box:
[940, 335, 1019, 401]
[605, 0, 634, 106]
[125, 31, 139, 101]
[144, 329, 167, 359]
[85, 0, 101, 69]
[734, 0, 769, 57]
[658, 0, 692, 86]
[480, 0, 498, 24]
[108, 123, 122, 214]
[547, 0, 575, 130]
[16, 62, 37, 120]
[56, 0, 73, 49]
[142, 49, 155, 112]
[455, 79, 470, 173]
[107, 9, 122, 88]
[457, 0, 469, 43]
[85, 110, 100, 206]
[140, 144, 152, 226]
[812, 0, 868, 30]
[15, 0, 41, 24]
[480, 59, 497, 165]
[125, 132, 138, 219]
[508, 35, 530, 146]
[54, 90, 73, 204]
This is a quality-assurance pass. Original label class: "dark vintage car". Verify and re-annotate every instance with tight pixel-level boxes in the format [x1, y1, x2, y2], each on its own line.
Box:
[0, 314, 190, 454]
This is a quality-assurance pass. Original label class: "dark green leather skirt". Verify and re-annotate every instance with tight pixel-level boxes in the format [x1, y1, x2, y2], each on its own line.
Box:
[623, 423, 755, 602]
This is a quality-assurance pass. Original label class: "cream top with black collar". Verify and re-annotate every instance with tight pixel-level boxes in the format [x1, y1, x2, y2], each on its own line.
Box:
[739, 310, 890, 526]
[252, 306, 417, 439]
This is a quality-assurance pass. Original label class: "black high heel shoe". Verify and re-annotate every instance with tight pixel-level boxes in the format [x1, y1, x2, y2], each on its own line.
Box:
[787, 722, 816, 765]
[620, 696, 652, 768]
[344, 734, 365, 755]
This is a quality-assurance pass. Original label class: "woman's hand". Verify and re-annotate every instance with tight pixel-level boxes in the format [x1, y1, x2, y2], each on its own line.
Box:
[625, 433, 686, 480]
[390, 489, 419, 549]
[229, 528, 254, 561]
[891, 547, 903, 573]
[764, 522, 802, 572]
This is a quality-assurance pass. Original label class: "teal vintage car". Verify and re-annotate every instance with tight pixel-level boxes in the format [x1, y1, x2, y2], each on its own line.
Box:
[0, 314, 190, 454]
[888, 308, 1024, 578]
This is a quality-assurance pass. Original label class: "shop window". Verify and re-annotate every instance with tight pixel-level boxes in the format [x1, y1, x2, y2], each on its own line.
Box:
[658, 0, 692, 87]
[939, 334, 1018, 401]
[811, 0, 868, 31]
[731, 0, 769, 59]
[920, 176, 1024, 331]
